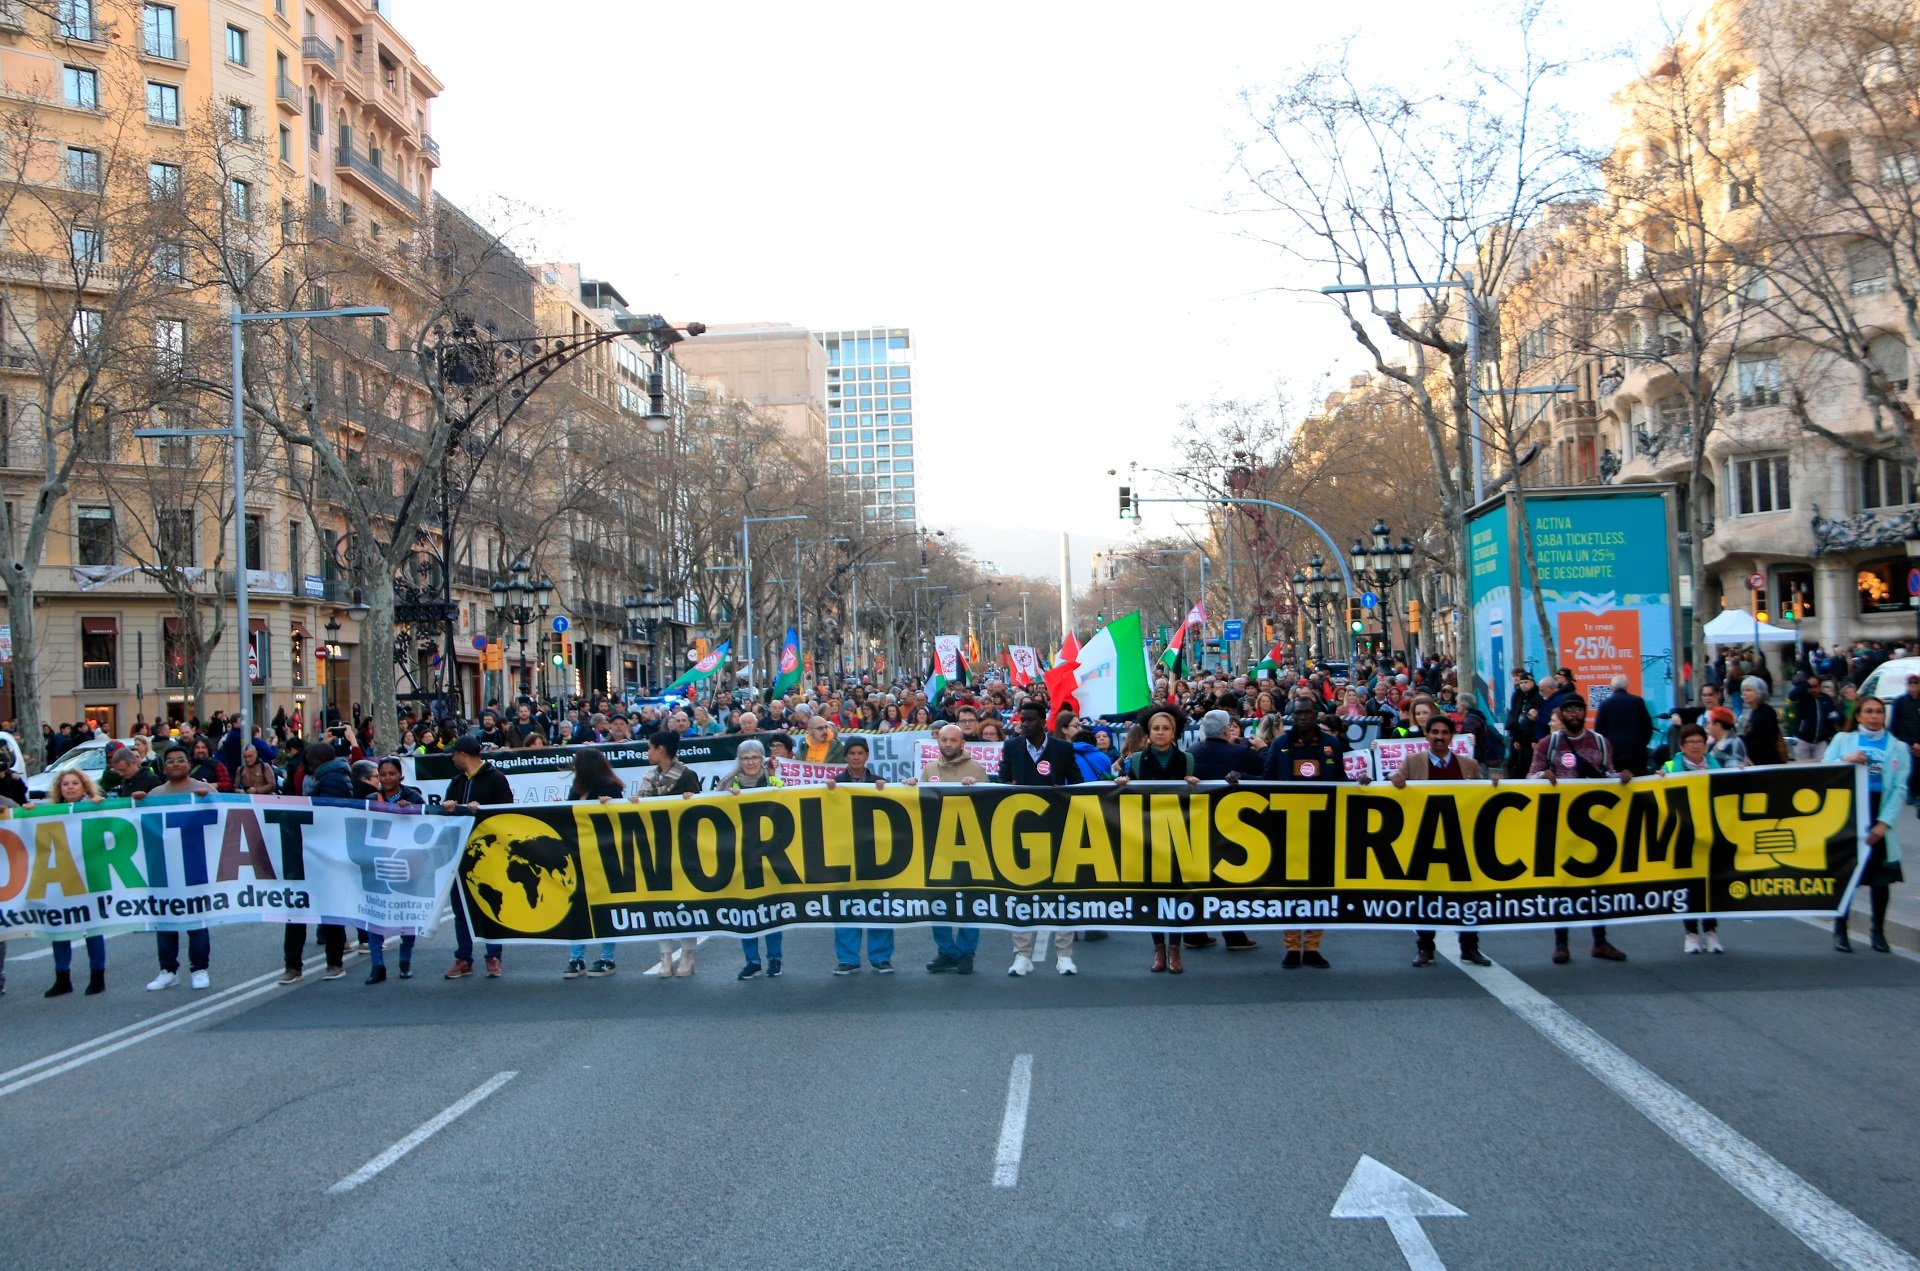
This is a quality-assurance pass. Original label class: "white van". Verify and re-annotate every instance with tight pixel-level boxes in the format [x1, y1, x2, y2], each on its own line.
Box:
[1859, 657, 1920, 705]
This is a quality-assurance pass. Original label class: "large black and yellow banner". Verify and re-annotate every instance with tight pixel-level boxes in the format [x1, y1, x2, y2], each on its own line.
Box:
[456, 766, 1867, 943]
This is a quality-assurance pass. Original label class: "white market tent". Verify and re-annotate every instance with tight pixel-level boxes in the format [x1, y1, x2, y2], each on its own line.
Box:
[1701, 608, 1798, 646]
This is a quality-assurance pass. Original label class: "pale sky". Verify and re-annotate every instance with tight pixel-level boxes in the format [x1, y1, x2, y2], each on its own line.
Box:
[412, 0, 1680, 583]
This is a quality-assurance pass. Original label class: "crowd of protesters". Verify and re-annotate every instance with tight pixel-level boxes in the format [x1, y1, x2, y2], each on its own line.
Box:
[2, 636, 1909, 1002]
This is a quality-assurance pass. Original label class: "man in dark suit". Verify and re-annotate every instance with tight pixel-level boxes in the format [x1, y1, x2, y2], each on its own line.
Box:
[1000, 701, 1081, 977]
[1593, 674, 1655, 775]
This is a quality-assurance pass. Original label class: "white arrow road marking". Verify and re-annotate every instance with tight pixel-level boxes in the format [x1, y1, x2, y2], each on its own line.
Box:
[992, 1054, 1034, 1188]
[328, 1071, 518, 1194]
[1331, 1155, 1464, 1271]
[1447, 950, 1920, 1271]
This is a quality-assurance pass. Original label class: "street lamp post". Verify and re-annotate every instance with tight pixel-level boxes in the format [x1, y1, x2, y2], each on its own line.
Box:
[1019, 591, 1031, 646]
[742, 514, 808, 694]
[323, 615, 340, 725]
[796, 535, 849, 679]
[134, 302, 388, 747]
[490, 559, 552, 701]
[1349, 518, 1417, 660]
[623, 583, 673, 693]
[845, 560, 898, 680]
[1291, 555, 1339, 663]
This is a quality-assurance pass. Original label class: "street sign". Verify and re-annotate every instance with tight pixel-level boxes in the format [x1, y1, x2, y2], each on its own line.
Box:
[1223, 619, 1244, 642]
[1906, 567, 1919, 596]
[1746, 572, 1766, 591]
[247, 646, 259, 681]
[1361, 592, 1378, 610]
[551, 616, 570, 633]
[472, 634, 488, 651]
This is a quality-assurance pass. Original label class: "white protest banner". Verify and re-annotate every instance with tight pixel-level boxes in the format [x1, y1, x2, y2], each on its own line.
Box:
[916, 738, 1003, 775]
[1372, 734, 1476, 777]
[0, 795, 469, 940]
[773, 760, 842, 787]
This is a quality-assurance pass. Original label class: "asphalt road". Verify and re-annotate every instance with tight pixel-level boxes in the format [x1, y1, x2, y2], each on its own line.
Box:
[1, 915, 1916, 1270]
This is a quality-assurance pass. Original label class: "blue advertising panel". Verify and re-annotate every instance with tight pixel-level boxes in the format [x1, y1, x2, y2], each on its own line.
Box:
[1469, 487, 1679, 720]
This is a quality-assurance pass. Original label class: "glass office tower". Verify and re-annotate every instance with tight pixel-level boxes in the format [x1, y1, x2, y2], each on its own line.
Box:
[817, 327, 916, 531]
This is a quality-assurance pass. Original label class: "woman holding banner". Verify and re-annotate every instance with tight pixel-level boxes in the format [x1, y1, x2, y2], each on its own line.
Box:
[1826, 695, 1908, 954]
[1114, 707, 1201, 974]
[42, 768, 108, 997]
[1660, 727, 1727, 954]
[565, 750, 630, 981]
[725, 741, 790, 980]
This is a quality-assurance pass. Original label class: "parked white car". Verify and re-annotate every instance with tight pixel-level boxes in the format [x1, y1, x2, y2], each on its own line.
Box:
[26, 737, 137, 800]
[1860, 657, 1920, 705]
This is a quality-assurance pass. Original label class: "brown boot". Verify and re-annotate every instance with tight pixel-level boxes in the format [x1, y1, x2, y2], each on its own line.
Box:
[1166, 944, 1184, 974]
[1151, 945, 1168, 973]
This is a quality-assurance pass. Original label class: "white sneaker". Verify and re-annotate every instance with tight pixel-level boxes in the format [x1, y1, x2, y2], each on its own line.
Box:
[145, 970, 178, 991]
[1008, 954, 1033, 977]
[1683, 933, 1701, 955]
[189, 970, 211, 990]
[1704, 931, 1725, 954]
[1056, 956, 1078, 976]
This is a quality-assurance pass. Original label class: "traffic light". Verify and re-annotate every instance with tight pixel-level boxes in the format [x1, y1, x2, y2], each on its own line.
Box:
[1118, 486, 1135, 519]
[1408, 599, 1423, 633]
[1263, 618, 1275, 643]
[1347, 597, 1364, 633]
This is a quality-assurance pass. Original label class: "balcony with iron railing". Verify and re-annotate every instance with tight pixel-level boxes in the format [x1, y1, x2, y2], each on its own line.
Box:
[140, 33, 188, 65]
[335, 140, 420, 215]
[81, 662, 116, 690]
[421, 134, 441, 165]
[301, 35, 337, 73]
[276, 73, 302, 113]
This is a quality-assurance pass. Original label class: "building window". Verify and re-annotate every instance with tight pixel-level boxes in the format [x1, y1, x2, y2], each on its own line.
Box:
[229, 178, 252, 220]
[80, 617, 116, 690]
[1734, 260, 1768, 308]
[1719, 72, 1759, 123]
[70, 308, 101, 347]
[1728, 455, 1790, 516]
[244, 512, 264, 570]
[1879, 143, 1920, 187]
[154, 409, 192, 465]
[65, 146, 100, 191]
[229, 102, 252, 141]
[153, 318, 185, 373]
[156, 509, 193, 566]
[57, 0, 94, 41]
[1850, 241, 1890, 295]
[1736, 356, 1781, 407]
[147, 82, 181, 125]
[63, 65, 98, 109]
[143, 4, 178, 58]
[70, 225, 103, 265]
[162, 616, 191, 687]
[76, 505, 114, 565]
[1861, 457, 1917, 510]
[226, 24, 248, 66]
[278, 124, 292, 163]
[148, 161, 181, 200]
[153, 240, 185, 281]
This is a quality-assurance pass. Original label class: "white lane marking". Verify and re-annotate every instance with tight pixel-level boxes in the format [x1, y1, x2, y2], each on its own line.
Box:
[327, 1071, 518, 1195]
[0, 955, 328, 1100]
[1445, 949, 1920, 1271]
[6, 930, 130, 964]
[643, 932, 714, 976]
[992, 1053, 1034, 1189]
[1332, 1154, 1465, 1271]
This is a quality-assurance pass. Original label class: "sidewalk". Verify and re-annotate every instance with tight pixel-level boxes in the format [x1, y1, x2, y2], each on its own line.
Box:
[1853, 877, 1920, 952]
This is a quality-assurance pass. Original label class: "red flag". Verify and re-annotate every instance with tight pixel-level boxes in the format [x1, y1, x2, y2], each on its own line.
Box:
[1043, 631, 1081, 731]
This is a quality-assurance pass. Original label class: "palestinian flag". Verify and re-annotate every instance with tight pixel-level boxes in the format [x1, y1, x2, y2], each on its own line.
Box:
[772, 627, 801, 697]
[1258, 638, 1286, 671]
[667, 641, 730, 693]
[928, 634, 964, 699]
[1158, 601, 1207, 674]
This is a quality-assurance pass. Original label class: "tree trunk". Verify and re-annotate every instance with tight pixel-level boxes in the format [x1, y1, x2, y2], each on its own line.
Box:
[361, 565, 398, 749]
[6, 579, 42, 771]
[1508, 482, 1560, 676]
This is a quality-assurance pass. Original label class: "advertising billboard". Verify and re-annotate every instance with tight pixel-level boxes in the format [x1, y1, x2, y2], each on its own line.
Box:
[1467, 486, 1681, 719]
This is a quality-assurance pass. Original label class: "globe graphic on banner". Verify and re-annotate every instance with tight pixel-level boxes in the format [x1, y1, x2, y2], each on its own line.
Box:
[461, 814, 580, 933]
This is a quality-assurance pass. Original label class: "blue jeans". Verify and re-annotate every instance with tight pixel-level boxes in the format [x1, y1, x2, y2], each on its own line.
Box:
[931, 926, 979, 958]
[451, 896, 502, 963]
[569, 942, 616, 961]
[369, 933, 415, 967]
[53, 935, 107, 973]
[155, 929, 209, 973]
[835, 927, 895, 965]
[741, 932, 784, 966]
